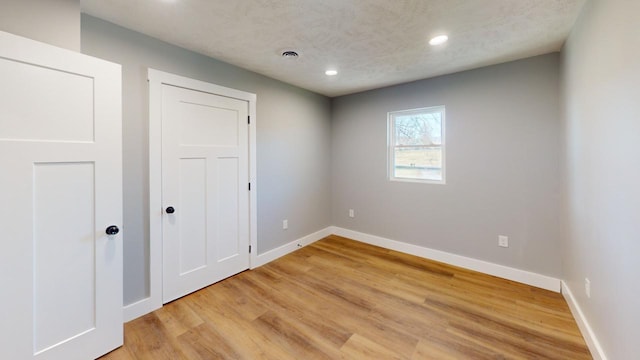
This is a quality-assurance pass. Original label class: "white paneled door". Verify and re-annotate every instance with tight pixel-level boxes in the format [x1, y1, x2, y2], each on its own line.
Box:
[161, 83, 250, 303]
[0, 32, 123, 359]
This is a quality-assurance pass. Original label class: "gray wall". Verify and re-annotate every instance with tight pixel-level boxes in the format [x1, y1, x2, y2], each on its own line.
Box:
[331, 54, 563, 277]
[12, 7, 636, 356]
[0, 0, 80, 51]
[561, 0, 640, 358]
[81, 15, 332, 305]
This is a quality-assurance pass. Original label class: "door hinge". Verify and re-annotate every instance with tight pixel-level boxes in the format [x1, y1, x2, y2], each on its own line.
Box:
[249, 245, 252, 253]
[248, 182, 251, 191]
[248, 115, 250, 124]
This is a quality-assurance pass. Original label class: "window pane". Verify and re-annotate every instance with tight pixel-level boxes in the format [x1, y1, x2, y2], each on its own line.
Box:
[393, 146, 442, 181]
[388, 106, 445, 183]
[394, 112, 442, 146]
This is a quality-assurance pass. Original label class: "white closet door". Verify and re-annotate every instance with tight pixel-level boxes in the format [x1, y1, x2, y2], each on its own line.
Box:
[161, 84, 250, 303]
[0, 31, 123, 359]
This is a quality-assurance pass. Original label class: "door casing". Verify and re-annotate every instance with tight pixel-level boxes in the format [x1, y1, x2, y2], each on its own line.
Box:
[125, 69, 257, 321]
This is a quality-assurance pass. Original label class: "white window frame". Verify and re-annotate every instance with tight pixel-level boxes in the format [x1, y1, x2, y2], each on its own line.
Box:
[387, 106, 446, 184]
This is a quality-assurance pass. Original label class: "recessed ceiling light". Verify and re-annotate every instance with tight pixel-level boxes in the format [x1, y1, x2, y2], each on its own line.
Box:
[429, 35, 449, 46]
[325, 70, 338, 76]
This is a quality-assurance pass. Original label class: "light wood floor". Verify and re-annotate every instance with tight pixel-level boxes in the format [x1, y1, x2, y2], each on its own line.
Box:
[101, 235, 591, 359]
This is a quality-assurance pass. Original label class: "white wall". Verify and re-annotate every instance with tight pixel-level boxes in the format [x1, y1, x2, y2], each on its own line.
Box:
[561, 0, 640, 358]
[331, 54, 563, 278]
[81, 15, 332, 305]
[0, 0, 80, 51]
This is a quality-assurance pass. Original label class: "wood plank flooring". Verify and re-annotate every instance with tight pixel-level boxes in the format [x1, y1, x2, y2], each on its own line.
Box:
[101, 235, 591, 359]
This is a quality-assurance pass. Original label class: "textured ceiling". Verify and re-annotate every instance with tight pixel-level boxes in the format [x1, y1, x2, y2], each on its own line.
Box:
[80, 0, 586, 97]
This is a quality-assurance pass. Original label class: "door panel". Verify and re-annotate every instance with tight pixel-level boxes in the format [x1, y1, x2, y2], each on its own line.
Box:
[216, 157, 240, 261]
[179, 104, 239, 147]
[33, 162, 96, 353]
[0, 57, 94, 142]
[178, 158, 207, 274]
[162, 84, 249, 303]
[0, 31, 122, 360]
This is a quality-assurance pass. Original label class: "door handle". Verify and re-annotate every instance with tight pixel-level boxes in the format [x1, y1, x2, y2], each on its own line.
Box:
[105, 225, 120, 235]
[166, 206, 175, 214]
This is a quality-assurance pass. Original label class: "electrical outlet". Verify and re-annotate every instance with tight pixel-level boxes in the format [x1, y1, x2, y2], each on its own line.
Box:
[585, 278, 591, 298]
[498, 235, 509, 248]
[282, 219, 288, 230]
[349, 209, 355, 218]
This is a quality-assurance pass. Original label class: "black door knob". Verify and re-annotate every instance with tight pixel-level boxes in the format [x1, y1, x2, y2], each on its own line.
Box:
[166, 206, 175, 214]
[105, 225, 120, 235]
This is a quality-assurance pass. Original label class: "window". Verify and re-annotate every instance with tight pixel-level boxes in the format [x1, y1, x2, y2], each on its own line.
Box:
[388, 106, 445, 184]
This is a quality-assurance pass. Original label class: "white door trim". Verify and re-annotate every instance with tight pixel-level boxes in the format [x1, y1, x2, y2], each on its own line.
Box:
[125, 69, 257, 321]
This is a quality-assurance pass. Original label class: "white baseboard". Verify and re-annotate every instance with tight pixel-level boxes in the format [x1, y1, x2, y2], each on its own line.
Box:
[561, 281, 607, 360]
[251, 226, 333, 268]
[123, 225, 562, 321]
[123, 296, 162, 322]
[330, 226, 561, 292]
